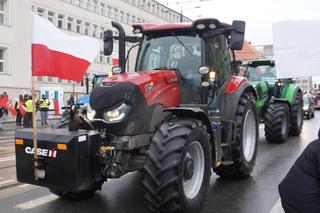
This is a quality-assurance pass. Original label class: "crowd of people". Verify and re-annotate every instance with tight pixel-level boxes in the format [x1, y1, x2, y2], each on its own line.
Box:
[0, 92, 51, 130]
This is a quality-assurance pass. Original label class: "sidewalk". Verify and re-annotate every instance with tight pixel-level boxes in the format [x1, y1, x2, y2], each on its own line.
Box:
[1, 112, 61, 131]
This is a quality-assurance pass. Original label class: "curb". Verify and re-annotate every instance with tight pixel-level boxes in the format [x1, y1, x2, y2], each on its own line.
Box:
[0, 180, 21, 190]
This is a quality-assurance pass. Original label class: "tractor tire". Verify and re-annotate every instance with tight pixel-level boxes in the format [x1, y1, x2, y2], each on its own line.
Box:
[50, 181, 103, 200]
[307, 111, 311, 119]
[264, 103, 289, 143]
[143, 118, 211, 213]
[214, 92, 258, 179]
[289, 91, 303, 136]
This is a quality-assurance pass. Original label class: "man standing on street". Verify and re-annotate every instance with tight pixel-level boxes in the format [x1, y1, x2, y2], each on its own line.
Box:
[15, 95, 24, 126]
[24, 95, 34, 128]
[39, 94, 50, 126]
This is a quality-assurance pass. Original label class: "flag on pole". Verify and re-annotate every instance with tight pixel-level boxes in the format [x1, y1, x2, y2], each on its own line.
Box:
[32, 14, 100, 82]
[19, 101, 26, 117]
[7, 104, 17, 116]
[0, 96, 8, 108]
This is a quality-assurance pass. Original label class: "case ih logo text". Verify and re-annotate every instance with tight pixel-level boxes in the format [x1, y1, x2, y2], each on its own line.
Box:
[25, 147, 57, 158]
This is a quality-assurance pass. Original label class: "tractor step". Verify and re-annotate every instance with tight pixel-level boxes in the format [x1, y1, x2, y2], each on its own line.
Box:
[221, 160, 234, 165]
[221, 143, 229, 147]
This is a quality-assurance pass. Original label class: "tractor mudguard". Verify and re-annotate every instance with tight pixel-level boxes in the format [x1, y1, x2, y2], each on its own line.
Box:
[220, 80, 257, 121]
[164, 107, 219, 161]
[282, 84, 302, 105]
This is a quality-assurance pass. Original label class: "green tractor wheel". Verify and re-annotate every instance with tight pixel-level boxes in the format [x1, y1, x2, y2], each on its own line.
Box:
[289, 91, 303, 136]
[264, 103, 289, 143]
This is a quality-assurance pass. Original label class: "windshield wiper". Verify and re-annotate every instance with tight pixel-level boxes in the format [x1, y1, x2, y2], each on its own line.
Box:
[171, 32, 193, 56]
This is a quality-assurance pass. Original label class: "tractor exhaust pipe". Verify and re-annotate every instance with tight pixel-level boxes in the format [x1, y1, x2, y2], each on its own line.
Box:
[111, 21, 126, 73]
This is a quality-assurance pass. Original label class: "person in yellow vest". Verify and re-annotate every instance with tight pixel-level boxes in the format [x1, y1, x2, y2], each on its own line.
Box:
[39, 95, 50, 126]
[24, 95, 34, 128]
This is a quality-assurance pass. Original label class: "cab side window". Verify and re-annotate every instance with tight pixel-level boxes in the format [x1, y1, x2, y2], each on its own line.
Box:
[206, 35, 232, 110]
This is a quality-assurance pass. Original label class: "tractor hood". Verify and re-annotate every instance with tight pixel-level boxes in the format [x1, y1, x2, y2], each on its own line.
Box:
[90, 70, 179, 112]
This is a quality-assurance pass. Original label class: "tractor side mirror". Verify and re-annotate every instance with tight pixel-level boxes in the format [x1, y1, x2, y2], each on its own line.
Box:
[104, 30, 113, 55]
[230, 21, 245, 50]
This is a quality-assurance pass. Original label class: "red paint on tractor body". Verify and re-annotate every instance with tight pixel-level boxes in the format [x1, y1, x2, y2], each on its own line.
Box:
[224, 76, 248, 94]
[102, 70, 180, 108]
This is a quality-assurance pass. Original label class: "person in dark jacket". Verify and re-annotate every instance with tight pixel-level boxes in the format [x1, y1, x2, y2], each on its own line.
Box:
[278, 130, 320, 213]
[15, 95, 24, 126]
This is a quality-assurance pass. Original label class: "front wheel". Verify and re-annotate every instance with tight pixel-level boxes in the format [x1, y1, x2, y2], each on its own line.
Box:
[215, 92, 258, 179]
[264, 103, 289, 143]
[143, 119, 211, 213]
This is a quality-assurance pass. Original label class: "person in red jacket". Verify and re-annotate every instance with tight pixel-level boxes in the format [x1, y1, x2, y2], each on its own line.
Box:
[278, 129, 320, 213]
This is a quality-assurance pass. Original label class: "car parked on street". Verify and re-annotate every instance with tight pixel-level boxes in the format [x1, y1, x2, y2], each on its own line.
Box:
[303, 96, 315, 119]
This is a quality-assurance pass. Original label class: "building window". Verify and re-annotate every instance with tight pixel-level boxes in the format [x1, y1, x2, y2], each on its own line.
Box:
[99, 50, 104, 63]
[76, 19, 82, 33]
[67, 17, 74, 31]
[100, 3, 105, 15]
[120, 11, 124, 22]
[100, 26, 105, 39]
[47, 77, 53, 83]
[0, 0, 6, 24]
[0, 48, 5, 73]
[106, 56, 111, 64]
[88, 0, 97, 12]
[84, 22, 90, 35]
[37, 7, 45, 17]
[114, 8, 118, 20]
[72, 0, 80, 6]
[92, 24, 97, 37]
[47, 11, 55, 23]
[57, 78, 62, 83]
[107, 6, 112, 18]
[58, 14, 64, 28]
[37, 76, 43, 82]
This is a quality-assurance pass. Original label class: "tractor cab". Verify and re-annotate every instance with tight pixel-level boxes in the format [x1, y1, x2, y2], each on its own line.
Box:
[102, 19, 246, 113]
[246, 60, 276, 86]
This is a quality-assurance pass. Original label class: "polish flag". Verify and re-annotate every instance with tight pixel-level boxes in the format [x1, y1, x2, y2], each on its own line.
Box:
[0, 96, 8, 108]
[32, 14, 100, 82]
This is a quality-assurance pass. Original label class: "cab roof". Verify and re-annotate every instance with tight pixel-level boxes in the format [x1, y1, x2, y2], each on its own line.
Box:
[132, 18, 232, 34]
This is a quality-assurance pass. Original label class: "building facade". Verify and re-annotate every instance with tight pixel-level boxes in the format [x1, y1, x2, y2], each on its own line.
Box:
[0, 0, 189, 104]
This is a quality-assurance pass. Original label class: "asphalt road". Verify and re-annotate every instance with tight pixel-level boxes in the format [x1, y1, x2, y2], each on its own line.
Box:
[0, 113, 319, 213]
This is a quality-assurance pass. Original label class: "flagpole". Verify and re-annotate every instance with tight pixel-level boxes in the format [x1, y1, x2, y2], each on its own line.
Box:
[32, 76, 38, 180]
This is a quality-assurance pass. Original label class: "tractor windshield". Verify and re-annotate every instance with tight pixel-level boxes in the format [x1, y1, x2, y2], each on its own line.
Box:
[136, 33, 202, 103]
[246, 65, 276, 85]
[136, 34, 202, 77]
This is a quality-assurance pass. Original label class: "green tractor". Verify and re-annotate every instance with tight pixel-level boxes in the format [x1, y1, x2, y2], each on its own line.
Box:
[246, 60, 303, 143]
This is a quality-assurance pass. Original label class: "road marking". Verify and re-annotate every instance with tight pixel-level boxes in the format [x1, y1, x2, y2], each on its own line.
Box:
[0, 139, 14, 144]
[0, 179, 15, 186]
[0, 156, 15, 163]
[15, 194, 58, 210]
[18, 184, 29, 188]
[269, 198, 284, 213]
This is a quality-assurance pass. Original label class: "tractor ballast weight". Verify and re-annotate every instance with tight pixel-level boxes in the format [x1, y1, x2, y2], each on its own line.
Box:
[15, 18, 259, 213]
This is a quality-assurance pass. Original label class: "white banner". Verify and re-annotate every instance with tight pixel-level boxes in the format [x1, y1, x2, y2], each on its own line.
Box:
[272, 19, 320, 78]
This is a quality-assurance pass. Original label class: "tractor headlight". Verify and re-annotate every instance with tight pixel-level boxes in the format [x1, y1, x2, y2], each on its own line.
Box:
[303, 106, 309, 110]
[87, 103, 96, 120]
[103, 103, 129, 122]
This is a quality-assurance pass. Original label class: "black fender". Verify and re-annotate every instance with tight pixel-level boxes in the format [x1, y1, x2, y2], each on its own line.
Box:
[220, 81, 257, 121]
[164, 107, 216, 158]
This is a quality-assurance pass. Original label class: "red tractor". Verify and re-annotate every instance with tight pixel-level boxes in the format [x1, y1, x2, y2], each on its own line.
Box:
[15, 19, 258, 213]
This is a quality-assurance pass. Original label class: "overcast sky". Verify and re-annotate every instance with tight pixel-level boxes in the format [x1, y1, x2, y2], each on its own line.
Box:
[158, 0, 320, 45]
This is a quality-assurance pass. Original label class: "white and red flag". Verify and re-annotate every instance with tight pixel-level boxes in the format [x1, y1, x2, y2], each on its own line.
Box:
[32, 14, 100, 82]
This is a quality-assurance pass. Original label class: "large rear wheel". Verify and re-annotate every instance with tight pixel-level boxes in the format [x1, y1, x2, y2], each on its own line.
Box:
[143, 118, 211, 213]
[264, 103, 289, 143]
[289, 91, 303, 136]
[215, 92, 258, 179]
